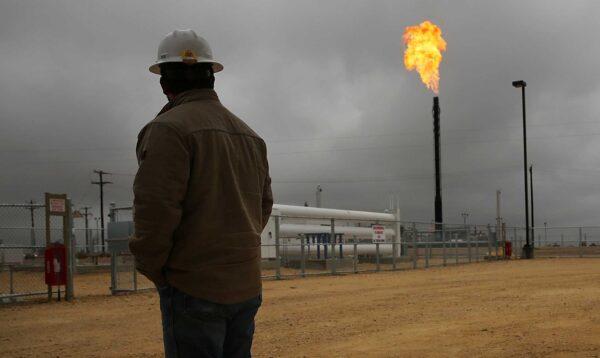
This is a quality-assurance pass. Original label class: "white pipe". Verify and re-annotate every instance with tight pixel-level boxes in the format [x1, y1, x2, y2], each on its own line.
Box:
[280, 223, 394, 237]
[273, 204, 395, 222]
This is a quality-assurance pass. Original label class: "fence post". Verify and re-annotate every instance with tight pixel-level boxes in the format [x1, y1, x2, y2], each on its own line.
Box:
[425, 241, 429, 268]
[455, 233, 459, 264]
[579, 227, 583, 258]
[353, 243, 358, 273]
[513, 227, 518, 258]
[65, 199, 74, 301]
[395, 209, 402, 257]
[442, 224, 447, 266]
[467, 225, 472, 263]
[275, 216, 281, 280]
[110, 251, 117, 295]
[392, 241, 397, 270]
[376, 243, 380, 271]
[412, 223, 418, 269]
[330, 218, 336, 275]
[9, 265, 14, 295]
[495, 227, 500, 258]
[474, 226, 479, 262]
[487, 224, 492, 259]
[300, 236, 306, 277]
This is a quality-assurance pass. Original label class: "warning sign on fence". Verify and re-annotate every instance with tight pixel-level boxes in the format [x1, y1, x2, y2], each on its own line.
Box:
[49, 198, 66, 214]
[372, 225, 385, 243]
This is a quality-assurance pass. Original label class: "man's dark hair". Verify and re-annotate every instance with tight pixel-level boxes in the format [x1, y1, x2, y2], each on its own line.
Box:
[159, 62, 215, 95]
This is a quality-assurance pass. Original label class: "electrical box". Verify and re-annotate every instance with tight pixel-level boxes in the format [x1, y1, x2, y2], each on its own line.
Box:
[45, 243, 67, 286]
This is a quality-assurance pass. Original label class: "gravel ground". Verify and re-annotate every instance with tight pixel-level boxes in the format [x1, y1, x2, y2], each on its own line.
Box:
[1, 258, 599, 357]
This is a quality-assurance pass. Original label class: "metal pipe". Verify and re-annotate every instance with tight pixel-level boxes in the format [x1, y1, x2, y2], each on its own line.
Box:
[272, 204, 396, 222]
[433, 97, 443, 229]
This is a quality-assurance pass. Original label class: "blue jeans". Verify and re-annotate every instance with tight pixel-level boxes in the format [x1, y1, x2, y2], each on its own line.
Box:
[158, 285, 262, 358]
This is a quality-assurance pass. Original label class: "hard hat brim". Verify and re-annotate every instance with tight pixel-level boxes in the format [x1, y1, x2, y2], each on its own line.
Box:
[149, 58, 224, 75]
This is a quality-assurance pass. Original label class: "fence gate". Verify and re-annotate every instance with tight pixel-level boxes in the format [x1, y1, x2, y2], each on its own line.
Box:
[107, 206, 154, 294]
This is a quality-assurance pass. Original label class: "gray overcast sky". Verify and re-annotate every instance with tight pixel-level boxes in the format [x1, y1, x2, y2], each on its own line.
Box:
[1, 0, 599, 226]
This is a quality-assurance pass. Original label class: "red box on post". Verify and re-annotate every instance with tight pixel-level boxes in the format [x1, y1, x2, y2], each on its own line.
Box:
[505, 241, 512, 259]
[45, 243, 67, 286]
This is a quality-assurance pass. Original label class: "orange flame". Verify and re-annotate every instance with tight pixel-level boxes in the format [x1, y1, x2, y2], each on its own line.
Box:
[403, 21, 447, 94]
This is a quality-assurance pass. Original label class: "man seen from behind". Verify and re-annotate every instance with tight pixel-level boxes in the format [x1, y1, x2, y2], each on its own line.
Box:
[130, 29, 273, 358]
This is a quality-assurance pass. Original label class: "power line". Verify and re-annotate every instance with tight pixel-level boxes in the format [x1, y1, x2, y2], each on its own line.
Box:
[2, 119, 600, 154]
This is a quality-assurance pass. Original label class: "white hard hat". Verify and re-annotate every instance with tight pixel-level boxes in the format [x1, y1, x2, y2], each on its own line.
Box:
[149, 29, 223, 75]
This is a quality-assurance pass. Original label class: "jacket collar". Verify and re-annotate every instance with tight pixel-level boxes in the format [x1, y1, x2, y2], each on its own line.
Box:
[155, 89, 220, 117]
[170, 89, 220, 108]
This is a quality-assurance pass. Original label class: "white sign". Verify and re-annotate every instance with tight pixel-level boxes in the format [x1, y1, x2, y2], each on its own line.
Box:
[372, 225, 385, 243]
[49, 198, 66, 213]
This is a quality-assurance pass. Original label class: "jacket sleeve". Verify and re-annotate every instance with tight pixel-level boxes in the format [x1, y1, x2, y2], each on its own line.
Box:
[261, 146, 273, 229]
[130, 123, 190, 286]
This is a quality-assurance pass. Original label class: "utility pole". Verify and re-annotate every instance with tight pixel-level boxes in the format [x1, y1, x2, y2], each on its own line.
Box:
[81, 207, 92, 253]
[92, 170, 112, 253]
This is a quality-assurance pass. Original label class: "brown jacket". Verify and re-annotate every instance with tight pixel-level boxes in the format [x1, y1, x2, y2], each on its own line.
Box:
[130, 89, 273, 304]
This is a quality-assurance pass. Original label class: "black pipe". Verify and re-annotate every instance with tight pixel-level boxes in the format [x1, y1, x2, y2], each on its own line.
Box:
[433, 97, 443, 230]
[530, 165, 535, 249]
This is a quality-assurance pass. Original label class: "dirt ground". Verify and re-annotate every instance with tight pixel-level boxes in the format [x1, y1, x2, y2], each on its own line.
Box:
[1, 258, 599, 357]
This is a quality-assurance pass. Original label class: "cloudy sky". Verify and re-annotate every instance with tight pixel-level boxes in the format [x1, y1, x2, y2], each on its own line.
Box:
[1, 0, 599, 227]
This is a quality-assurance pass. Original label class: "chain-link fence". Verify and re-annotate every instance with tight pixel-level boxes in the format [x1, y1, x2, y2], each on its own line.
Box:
[5, 200, 600, 301]
[503, 226, 600, 258]
[0, 204, 56, 302]
[261, 215, 504, 279]
[0, 203, 111, 302]
[107, 206, 155, 294]
[534, 226, 600, 257]
[109, 208, 600, 292]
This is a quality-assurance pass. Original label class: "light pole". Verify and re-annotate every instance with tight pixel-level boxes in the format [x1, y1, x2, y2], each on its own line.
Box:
[530, 165, 535, 251]
[512, 80, 532, 259]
